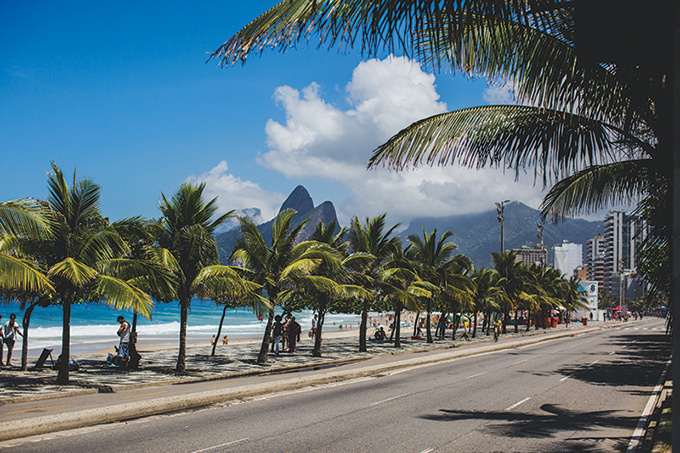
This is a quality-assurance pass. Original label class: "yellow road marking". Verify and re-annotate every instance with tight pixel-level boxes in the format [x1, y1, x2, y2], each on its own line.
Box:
[5, 404, 70, 414]
[120, 391, 167, 399]
[206, 380, 240, 387]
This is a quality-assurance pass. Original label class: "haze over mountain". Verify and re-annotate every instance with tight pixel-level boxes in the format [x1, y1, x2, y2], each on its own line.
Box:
[216, 185, 339, 264]
[216, 187, 603, 269]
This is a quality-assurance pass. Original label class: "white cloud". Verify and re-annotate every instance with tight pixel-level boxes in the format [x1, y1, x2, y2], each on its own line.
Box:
[184, 161, 285, 228]
[483, 81, 516, 105]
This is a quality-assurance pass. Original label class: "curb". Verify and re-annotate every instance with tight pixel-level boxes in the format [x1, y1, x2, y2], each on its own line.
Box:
[0, 324, 607, 442]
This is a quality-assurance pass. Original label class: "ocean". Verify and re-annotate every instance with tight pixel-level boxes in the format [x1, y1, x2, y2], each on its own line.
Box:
[0, 299, 364, 357]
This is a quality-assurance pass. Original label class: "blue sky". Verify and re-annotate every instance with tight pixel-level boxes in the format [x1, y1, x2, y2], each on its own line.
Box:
[2, 1, 555, 229]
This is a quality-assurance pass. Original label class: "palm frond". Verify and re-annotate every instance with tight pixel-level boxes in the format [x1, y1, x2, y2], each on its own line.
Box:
[541, 159, 653, 221]
[48, 258, 97, 287]
[94, 275, 155, 320]
[0, 253, 53, 293]
[368, 105, 621, 186]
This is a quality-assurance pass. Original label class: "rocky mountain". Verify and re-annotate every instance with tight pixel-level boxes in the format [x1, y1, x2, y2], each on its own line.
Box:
[400, 201, 603, 268]
[215, 185, 339, 264]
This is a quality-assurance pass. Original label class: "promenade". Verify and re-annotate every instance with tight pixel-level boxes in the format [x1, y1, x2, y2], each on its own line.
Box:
[0, 321, 611, 404]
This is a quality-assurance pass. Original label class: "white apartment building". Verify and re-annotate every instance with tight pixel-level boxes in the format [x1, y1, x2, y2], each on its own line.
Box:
[552, 240, 583, 278]
[603, 211, 647, 294]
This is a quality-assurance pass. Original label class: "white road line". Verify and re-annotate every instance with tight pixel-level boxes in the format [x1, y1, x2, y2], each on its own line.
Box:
[370, 393, 410, 406]
[190, 438, 249, 453]
[513, 359, 529, 365]
[590, 360, 600, 365]
[504, 397, 531, 411]
[626, 359, 671, 453]
[419, 449, 434, 453]
[609, 351, 616, 355]
[559, 375, 570, 382]
[466, 372, 487, 379]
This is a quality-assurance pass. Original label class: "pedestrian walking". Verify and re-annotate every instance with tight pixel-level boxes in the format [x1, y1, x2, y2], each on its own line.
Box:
[287, 316, 301, 353]
[116, 316, 131, 367]
[272, 315, 283, 355]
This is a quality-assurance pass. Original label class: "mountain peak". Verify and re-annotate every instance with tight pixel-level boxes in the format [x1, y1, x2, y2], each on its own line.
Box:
[279, 185, 314, 215]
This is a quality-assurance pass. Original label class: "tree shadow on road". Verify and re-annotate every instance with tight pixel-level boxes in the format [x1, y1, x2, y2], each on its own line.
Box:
[552, 333, 670, 391]
[421, 403, 633, 451]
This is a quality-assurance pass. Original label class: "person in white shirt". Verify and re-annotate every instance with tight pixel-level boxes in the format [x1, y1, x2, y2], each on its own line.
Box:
[116, 316, 131, 364]
[3, 313, 23, 366]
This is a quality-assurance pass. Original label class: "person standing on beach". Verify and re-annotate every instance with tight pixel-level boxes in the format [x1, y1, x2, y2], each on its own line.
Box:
[272, 315, 283, 355]
[116, 316, 131, 365]
[3, 314, 23, 366]
[287, 316, 301, 353]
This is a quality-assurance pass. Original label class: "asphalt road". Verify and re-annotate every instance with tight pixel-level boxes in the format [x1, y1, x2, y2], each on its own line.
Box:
[1, 319, 669, 452]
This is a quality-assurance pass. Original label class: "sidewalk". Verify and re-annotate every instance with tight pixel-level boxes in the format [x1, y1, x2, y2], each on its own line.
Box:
[0, 321, 608, 405]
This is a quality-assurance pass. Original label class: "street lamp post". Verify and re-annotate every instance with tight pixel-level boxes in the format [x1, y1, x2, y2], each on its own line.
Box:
[496, 200, 510, 252]
[537, 222, 545, 267]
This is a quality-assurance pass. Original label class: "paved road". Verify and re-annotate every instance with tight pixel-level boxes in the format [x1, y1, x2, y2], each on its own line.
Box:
[1, 319, 669, 452]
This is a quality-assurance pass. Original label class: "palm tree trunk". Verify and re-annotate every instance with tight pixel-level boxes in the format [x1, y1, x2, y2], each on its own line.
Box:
[472, 311, 478, 338]
[502, 309, 509, 334]
[514, 310, 519, 333]
[212, 303, 229, 357]
[359, 299, 368, 352]
[426, 300, 433, 343]
[413, 312, 420, 336]
[394, 306, 402, 348]
[176, 296, 189, 374]
[312, 301, 327, 357]
[21, 302, 36, 371]
[452, 313, 459, 340]
[56, 296, 71, 385]
[257, 307, 275, 365]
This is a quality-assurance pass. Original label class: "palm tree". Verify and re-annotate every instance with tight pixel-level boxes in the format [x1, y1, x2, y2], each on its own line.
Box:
[380, 244, 430, 347]
[348, 214, 401, 352]
[301, 220, 372, 356]
[26, 164, 156, 384]
[492, 251, 533, 334]
[407, 228, 470, 343]
[157, 183, 235, 374]
[469, 268, 503, 338]
[230, 209, 309, 365]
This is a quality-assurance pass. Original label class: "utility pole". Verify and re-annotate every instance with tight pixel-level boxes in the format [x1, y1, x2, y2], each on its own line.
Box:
[537, 222, 545, 267]
[496, 200, 510, 252]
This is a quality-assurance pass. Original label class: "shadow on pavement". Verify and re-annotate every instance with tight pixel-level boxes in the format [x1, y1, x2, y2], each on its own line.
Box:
[421, 403, 633, 452]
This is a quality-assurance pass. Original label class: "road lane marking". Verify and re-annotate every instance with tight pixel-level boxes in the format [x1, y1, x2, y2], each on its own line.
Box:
[190, 438, 249, 453]
[559, 375, 570, 382]
[466, 372, 487, 379]
[609, 351, 616, 355]
[419, 449, 434, 453]
[513, 359, 528, 365]
[370, 393, 410, 406]
[206, 380, 240, 387]
[4, 404, 70, 414]
[626, 359, 671, 453]
[590, 360, 600, 365]
[504, 397, 531, 411]
[120, 391, 167, 399]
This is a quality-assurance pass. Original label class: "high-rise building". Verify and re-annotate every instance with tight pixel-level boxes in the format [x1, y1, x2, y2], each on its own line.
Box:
[586, 234, 606, 289]
[552, 240, 583, 277]
[602, 211, 648, 294]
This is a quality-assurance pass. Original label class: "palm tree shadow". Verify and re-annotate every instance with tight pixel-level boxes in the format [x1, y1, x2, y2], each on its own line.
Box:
[422, 403, 636, 446]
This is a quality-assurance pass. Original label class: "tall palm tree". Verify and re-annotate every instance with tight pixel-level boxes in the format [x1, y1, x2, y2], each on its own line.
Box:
[230, 209, 309, 365]
[157, 183, 235, 374]
[469, 268, 503, 338]
[492, 251, 532, 334]
[407, 228, 470, 342]
[302, 220, 372, 356]
[27, 164, 156, 384]
[380, 244, 430, 347]
[348, 214, 401, 352]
